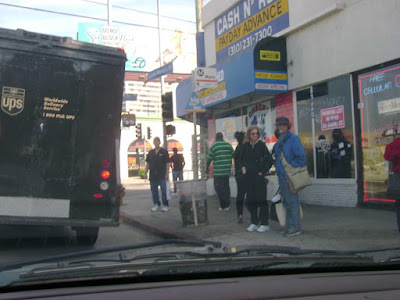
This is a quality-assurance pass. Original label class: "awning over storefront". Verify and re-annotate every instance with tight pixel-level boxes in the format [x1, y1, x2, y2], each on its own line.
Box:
[127, 139, 152, 152]
[176, 37, 288, 117]
[163, 139, 184, 152]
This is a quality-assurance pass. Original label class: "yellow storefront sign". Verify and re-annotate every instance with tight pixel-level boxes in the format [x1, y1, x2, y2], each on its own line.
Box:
[197, 82, 226, 99]
[255, 72, 287, 80]
[216, 0, 288, 52]
[260, 50, 281, 61]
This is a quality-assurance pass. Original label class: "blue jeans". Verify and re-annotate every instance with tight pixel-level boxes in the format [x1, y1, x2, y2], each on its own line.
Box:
[150, 178, 168, 207]
[278, 176, 301, 232]
[172, 170, 183, 193]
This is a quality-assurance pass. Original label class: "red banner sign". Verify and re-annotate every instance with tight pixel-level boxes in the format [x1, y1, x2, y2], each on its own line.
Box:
[320, 105, 345, 131]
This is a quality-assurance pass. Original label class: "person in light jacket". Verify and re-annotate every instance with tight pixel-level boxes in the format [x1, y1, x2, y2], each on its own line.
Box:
[274, 117, 306, 237]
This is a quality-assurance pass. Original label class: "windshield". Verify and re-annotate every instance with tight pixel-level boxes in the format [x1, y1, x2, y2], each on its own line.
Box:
[1, 0, 400, 290]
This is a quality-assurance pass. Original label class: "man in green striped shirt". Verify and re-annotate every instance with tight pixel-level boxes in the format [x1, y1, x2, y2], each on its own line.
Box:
[207, 132, 234, 211]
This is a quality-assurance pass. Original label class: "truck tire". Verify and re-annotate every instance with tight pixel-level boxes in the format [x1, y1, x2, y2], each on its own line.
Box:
[76, 227, 99, 246]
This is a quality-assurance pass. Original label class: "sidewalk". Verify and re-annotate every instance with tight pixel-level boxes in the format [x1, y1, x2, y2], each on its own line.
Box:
[120, 177, 400, 252]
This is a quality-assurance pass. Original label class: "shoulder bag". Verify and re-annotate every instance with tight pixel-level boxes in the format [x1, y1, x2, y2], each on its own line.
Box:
[279, 135, 312, 193]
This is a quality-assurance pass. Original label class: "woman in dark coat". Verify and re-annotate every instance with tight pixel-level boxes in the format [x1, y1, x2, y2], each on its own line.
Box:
[240, 125, 273, 233]
[233, 131, 246, 223]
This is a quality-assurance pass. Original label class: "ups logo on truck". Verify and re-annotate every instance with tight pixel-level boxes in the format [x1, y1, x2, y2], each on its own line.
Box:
[1, 86, 25, 116]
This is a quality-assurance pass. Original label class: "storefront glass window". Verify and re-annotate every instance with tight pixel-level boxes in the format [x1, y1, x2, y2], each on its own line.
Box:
[296, 76, 355, 179]
[296, 89, 314, 177]
[358, 63, 400, 203]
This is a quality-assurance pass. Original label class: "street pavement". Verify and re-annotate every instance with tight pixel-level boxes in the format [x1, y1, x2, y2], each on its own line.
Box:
[0, 222, 160, 264]
[121, 177, 400, 254]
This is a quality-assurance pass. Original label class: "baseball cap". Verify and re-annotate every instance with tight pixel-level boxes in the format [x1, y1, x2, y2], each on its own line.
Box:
[276, 116, 289, 125]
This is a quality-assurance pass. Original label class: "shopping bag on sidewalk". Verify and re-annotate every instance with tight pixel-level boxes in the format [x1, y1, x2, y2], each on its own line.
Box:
[274, 199, 304, 227]
[269, 188, 280, 223]
[275, 202, 286, 227]
[166, 180, 172, 201]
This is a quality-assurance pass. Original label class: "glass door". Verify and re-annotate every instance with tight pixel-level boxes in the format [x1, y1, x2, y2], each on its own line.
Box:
[358, 63, 400, 203]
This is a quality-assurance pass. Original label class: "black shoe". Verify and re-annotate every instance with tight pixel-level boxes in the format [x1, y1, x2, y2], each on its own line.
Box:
[284, 229, 302, 237]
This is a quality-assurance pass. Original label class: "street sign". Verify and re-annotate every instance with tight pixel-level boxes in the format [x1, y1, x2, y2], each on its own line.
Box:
[194, 67, 217, 88]
[185, 92, 206, 113]
[147, 61, 174, 82]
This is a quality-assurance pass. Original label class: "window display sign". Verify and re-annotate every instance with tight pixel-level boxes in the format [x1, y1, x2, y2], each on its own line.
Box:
[358, 63, 400, 203]
[378, 97, 400, 115]
[320, 105, 345, 131]
[246, 100, 276, 146]
[221, 117, 237, 140]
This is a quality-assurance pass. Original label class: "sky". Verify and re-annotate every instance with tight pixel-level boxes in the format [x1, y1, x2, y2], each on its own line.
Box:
[0, 0, 211, 38]
[0, 0, 212, 73]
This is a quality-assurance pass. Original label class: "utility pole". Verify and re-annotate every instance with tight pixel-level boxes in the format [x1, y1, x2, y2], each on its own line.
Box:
[107, 0, 112, 25]
[192, 0, 204, 180]
[195, 0, 203, 32]
[157, 0, 167, 149]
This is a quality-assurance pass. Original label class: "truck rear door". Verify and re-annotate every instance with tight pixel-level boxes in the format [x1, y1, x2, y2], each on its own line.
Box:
[0, 40, 79, 218]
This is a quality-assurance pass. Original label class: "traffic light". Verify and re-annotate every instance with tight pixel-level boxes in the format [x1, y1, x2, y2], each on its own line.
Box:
[147, 127, 152, 139]
[166, 124, 176, 136]
[136, 123, 142, 139]
[161, 92, 173, 121]
[121, 113, 136, 127]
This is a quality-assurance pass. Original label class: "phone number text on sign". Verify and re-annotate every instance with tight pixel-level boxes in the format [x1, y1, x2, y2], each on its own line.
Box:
[320, 105, 345, 131]
[228, 26, 272, 57]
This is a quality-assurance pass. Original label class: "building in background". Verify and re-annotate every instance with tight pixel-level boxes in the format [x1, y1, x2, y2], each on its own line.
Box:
[77, 23, 198, 179]
[176, 0, 400, 207]
[120, 72, 195, 179]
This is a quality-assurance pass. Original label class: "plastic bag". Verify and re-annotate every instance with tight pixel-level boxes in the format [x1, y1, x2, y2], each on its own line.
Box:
[275, 201, 304, 227]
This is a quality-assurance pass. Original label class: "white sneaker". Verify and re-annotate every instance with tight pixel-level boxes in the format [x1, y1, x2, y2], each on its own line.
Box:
[151, 204, 160, 212]
[247, 224, 259, 232]
[162, 206, 169, 212]
[219, 207, 230, 211]
[257, 225, 270, 232]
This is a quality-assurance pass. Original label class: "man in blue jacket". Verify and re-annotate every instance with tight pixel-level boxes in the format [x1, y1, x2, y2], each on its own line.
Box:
[274, 117, 306, 237]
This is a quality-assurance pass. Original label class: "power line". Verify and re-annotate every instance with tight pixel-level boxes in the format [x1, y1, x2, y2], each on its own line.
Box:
[80, 0, 196, 24]
[0, 2, 196, 34]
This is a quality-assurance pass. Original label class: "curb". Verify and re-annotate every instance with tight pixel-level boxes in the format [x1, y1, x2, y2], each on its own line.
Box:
[120, 212, 201, 242]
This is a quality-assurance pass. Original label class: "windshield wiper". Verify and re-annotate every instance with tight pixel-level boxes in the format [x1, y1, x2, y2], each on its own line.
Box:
[0, 239, 222, 273]
[237, 245, 400, 256]
[5, 249, 374, 285]
[0, 243, 381, 288]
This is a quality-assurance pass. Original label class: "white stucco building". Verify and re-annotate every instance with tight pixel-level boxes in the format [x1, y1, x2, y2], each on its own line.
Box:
[177, 0, 400, 207]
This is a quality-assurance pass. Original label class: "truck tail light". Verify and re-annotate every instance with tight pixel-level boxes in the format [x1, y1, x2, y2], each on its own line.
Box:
[101, 170, 110, 179]
[93, 193, 103, 199]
